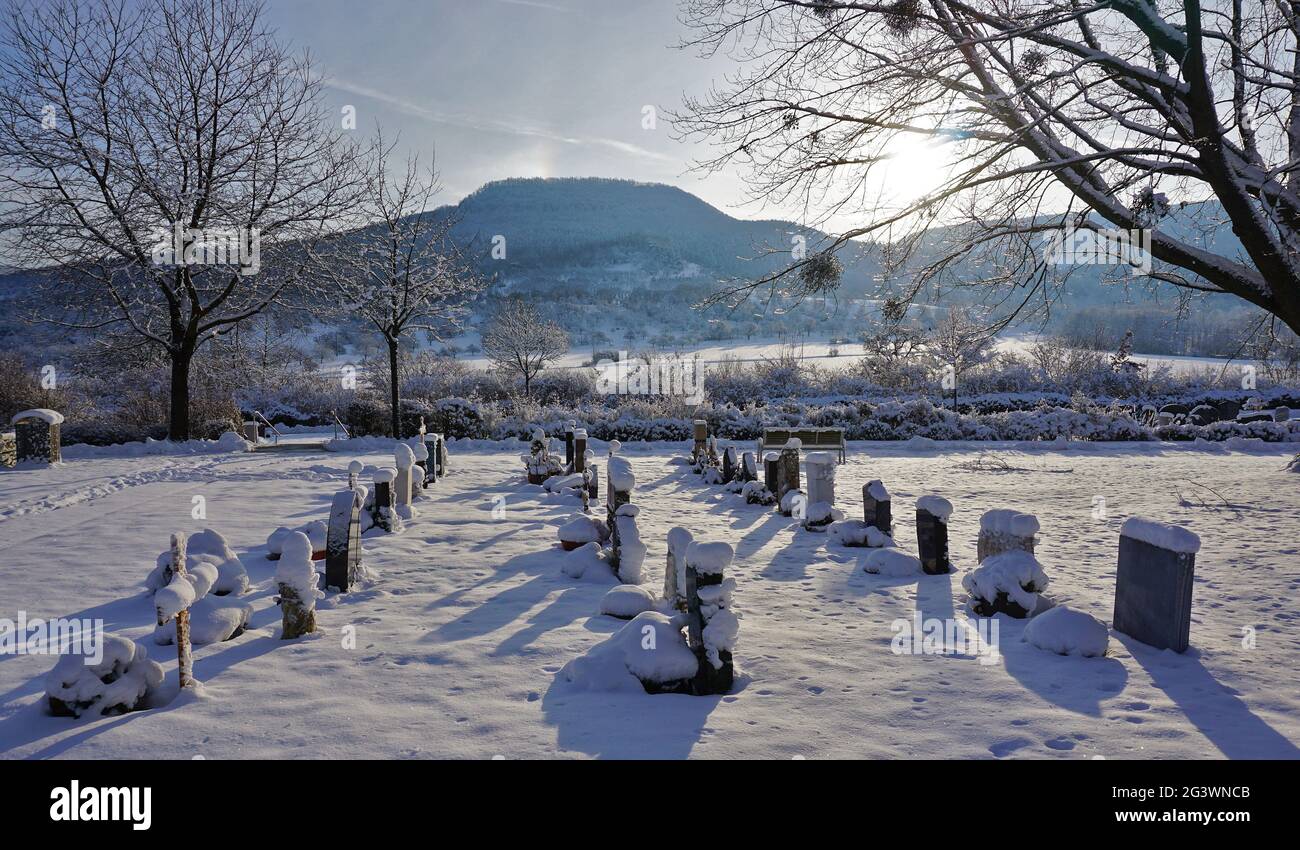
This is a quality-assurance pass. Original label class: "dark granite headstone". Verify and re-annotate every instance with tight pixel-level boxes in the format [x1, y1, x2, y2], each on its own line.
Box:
[741, 451, 757, 482]
[1113, 535, 1195, 652]
[763, 455, 780, 493]
[722, 446, 737, 484]
[325, 489, 363, 592]
[915, 509, 950, 575]
[863, 481, 892, 535]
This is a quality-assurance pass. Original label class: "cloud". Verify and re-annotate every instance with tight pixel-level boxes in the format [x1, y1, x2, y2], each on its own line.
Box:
[327, 78, 675, 165]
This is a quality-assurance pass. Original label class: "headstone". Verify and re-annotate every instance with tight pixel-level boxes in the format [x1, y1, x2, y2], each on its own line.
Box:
[586, 460, 599, 500]
[394, 463, 414, 508]
[776, 444, 801, 504]
[692, 419, 708, 464]
[243, 420, 260, 443]
[763, 452, 780, 493]
[325, 489, 363, 592]
[722, 446, 738, 484]
[564, 421, 576, 471]
[862, 480, 891, 535]
[683, 543, 734, 696]
[805, 451, 835, 505]
[12, 409, 63, 465]
[373, 474, 395, 532]
[665, 527, 693, 611]
[915, 498, 952, 575]
[1113, 518, 1199, 652]
[573, 429, 588, 473]
[433, 433, 448, 476]
[741, 451, 757, 483]
[422, 435, 439, 485]
[977, 509, 1038, 562]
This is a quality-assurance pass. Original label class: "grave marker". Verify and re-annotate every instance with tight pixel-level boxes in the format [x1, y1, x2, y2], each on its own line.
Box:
[1113, 518, 1199, 652]
[325, 489, 364, 593]
[915, 496, 952, 575]
[862, 480, 892, 535]
[11, 409, 63, 465]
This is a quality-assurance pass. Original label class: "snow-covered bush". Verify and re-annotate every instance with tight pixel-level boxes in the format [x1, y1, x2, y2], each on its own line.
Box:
[863, 547, 923, 576]
[147, 528, 248, 597]
[45, 635, 164, 718]
[149, 530, 252, 646]
[599, 584, 657, 619]
[557, 513, 608, 550]
[1023, 606, 1109, 657]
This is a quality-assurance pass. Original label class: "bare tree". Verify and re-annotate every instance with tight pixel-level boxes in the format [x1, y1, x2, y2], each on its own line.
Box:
[674, 1, 1300, 337]
[928, 307, 993, 408]
[481, 299, 570, 398]
[319, 134, 485, 437]
[0, 0, 363, 439]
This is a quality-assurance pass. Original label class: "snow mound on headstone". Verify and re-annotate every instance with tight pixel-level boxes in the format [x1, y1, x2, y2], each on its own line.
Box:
[863, 547, 922, 576]
[961, 550, 1050, 615]
[544, 472, 585, 494]
[1023, 606, 1109, 657]
[45, 635, 164, 718]
[980, 508, 1040, 537]
[1120, 517, 1201, 554]
[557, 513, 608, 546]
[916, 495, 953, 522]
[829, 520, 893, 548]
[599, 584, 658, 619]
[779, 488, 805, 516]
[686, 541, 733, 576]
[276, 532, 323, 606]
[560, 541, 618, 583]
[608, 456, 635, 492]
[559, 611, 698, 693]
[702, 608, 739, 669]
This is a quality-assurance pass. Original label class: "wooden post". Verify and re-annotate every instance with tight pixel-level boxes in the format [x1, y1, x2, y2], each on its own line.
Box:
[169, 533, 194, 690]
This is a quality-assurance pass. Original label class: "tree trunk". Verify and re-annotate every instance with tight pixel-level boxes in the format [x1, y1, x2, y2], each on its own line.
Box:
[524, 371, 531, 399]
[168, 348, 193, 442]
[388, 337, 401, 438]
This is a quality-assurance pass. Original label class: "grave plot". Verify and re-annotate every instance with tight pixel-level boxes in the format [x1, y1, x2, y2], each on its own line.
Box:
[0, 442, 1297, 759]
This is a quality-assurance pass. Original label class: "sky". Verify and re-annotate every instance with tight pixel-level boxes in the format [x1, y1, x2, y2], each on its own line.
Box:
[261, 0, 899, 230]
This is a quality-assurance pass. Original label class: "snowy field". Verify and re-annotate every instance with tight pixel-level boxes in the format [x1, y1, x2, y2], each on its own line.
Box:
[2, 439, 1298, 759]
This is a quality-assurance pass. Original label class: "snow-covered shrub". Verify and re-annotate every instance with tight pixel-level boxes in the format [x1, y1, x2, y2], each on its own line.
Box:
[1023, 606, 1109, 657]
[962, 550, 1050, 618]
[742, 480, 775, 505]
[559, 541, 617, 583]
[149, 530, 252, 647]
[45, 635, 164, 718]
[147, 528, 248, 597]
[863, 547, 923, 576]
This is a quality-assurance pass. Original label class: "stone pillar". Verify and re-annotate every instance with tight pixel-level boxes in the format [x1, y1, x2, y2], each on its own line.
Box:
[394, 460, 414, 509]
[12, 410, 63, 465]
[373, 471, 396, 532]
[243, 420, 260, 443]
[665, 527, 693, 611]
[862, 480, 892, 535]
[763, 452, 780, 493]
[422, 436, 439, 485]
[573, 429, 588, 473]
[347, 460, 363, 491]
[915, 497, 952, 575]
[722, 446, 738, 484]
[684, 541, 735, 696]
[1113, 518, 1199, 652]
[805, 451, 835, 505]
[586, 460, 599, 500]
[741, 451, 757, 482]
[977, 509, 1038, 563]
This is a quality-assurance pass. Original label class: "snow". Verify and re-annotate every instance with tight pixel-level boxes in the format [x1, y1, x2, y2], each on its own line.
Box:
[44, 636, 163, 718]
[11, 408, 65, 426]
[3, 440, 1299, 758]
[702, 608, 738, 669]
[559, 541, 617, 583]
[829, 520, 894, 548]
[411, 439, 429, 462]
[1120, 517, 1202, 554]
[866, 480, 889, 501]
[863, 547, 923, 576]
[154, 575, 196, 622]
[348, 460, 364, 475]
[614, 513, 646, 584]
[267, 521, 328, 556]
[805, 451, 835, 466]
[979, 509, 1040, 537]
[608, 456, 635, 493]
[685, 540, 733, 576]
[394, 443, 415, 470]
[1023, 606, 1110, 658]
[557, 514, 606, 545]
[559, 612, 698, 692]
[373, 467, 396, 484]
[599, 585, 657, 619]
[962, 550, 1051, 614]
[778, 488, 805, 516]
[916, 495, 954, 522]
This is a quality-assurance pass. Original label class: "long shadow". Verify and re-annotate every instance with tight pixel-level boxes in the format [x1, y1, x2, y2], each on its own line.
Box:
[734, 511, 791, 560]
[1118, 635, 1300, 758]
[540, 675, 727, 759]
[1000, 617, 1128, 716]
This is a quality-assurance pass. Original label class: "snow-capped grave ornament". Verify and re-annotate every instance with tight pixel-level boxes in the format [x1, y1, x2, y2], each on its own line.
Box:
[664, 526, 693, 610]
[347, 460, 364, 491]
[1112, 517, 1199, 652]
[11, 408, 63, 465]
[962, 549, 1049, 618]
[410, 438, 429, 496]
[1023, 606, 1109, 657]
[691, 419, 708, 466]
[977, 509, 1039, 562]
[862, 479, 892, 536]
[915, 495, 953, 575]
[326, 488, 364, 592]
[277, 531, 322, 639]
[45, 634, 164, 718]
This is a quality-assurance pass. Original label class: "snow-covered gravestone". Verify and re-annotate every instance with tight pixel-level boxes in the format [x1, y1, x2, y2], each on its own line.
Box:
[606, 453, 639, 581]
[665, 526, 693, 611]
[863, 479, 892, 536]
[573, 429, 588, 473]
[564, 420, 577, 471]
[410, 438, 429, 496]
[722, 445, 738, 484]
[777, 440, 801, 501]
[347, 460, 363, 491]
[243, 420, 259, 443]
[277, 532, 321, 639]
[692, 419, 708, 465]
[372, 467, 399, 532]
[915, 496, 952, 575]
[741, 451, 757, 483]
[421, 434, 439, 485]
[684, 541, 737, 696]
[1113, 518, 1199, 653]
[326, 489, 364, 592]
[12, 408, 63, 465]
[435, 432, 448, 477]
[977, 509, 1038, 562]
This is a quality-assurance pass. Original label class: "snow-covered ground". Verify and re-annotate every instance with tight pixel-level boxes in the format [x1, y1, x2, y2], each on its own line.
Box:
[2, 438, 1298, 759]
